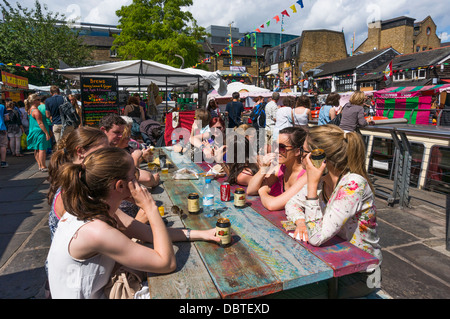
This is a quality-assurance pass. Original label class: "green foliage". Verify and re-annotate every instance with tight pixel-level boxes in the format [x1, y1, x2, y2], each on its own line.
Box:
[113, 0, 207, 68]
[0, 0, 93, 85]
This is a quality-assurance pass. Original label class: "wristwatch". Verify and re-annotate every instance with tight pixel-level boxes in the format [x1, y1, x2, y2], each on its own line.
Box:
[186, 228, 191, 241]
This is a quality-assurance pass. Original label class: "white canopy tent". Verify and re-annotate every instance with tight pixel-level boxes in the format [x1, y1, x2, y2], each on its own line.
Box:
[57, 59, 227, 95]
[207, 82, 292, 110]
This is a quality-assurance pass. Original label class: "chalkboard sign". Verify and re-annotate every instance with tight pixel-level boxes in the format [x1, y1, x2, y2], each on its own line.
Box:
[81, 77, 118, 126]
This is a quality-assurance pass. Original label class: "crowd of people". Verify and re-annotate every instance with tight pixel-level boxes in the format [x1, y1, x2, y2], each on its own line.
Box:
[0, 86, 382, 299]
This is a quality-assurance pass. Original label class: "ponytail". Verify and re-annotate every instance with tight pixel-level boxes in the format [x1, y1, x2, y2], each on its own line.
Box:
[59, 162, 116, 228]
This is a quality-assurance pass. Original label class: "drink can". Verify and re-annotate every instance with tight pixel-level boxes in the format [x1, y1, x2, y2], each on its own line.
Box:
[234, 188, 246, 208]
[158, 206, 165, 217]
[310, 149, 326, 168]
[188, 193, 200, 214]
[216, 218, 232, 247]
[220, 182, 231, 201]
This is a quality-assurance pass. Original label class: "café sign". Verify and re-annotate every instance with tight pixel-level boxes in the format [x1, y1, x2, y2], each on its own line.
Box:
[1, 71, 29, 89]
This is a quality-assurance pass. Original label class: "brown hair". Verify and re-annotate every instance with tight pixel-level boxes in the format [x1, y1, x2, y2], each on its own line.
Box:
[47, 127, 108, 204]
[59, 147, 133, 228]
[325, 92, 341, 106]
[127, 95, 140, 105]
[195, 108, 211, 128]
[295, 95, 311, 108]
[306, 124, 373, 191]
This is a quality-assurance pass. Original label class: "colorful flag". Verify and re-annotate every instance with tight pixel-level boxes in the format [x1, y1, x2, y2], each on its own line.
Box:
[273, 15, 280, 23]
[290, 4, 297, 13]
[296, 0, 304, 8]
[383, 60, 393, 82]
[281, 10, 290, 17]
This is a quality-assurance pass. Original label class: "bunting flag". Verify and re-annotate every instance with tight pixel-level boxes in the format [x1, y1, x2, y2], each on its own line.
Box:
[191, 1, 306, 68]
[0, 61, 55, 71]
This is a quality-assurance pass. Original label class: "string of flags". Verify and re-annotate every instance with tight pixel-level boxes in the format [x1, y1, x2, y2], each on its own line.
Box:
[314, 62, 450, 81]
[192, 0, 305, 69]
[0, 62, 55, 71]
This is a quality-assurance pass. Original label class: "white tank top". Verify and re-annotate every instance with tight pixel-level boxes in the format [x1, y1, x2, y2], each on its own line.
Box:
[47, 212, 116, 299]
[291, 108, 309, 126]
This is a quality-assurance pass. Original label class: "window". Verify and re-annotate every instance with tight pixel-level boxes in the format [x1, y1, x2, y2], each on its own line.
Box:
[425, 146, 450, 194]
[393, 72, 405, 82]
[204, 54, 211, 63]
[223, 57, 231, 66]
[109, 48, 117, 57]
[291, 44, 297, 57]
[412, 69, 426, 80]
[242, 58, 252, 66]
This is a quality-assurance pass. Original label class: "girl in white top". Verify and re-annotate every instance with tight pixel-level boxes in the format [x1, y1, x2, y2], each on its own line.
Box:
[47, 147, 219, 299]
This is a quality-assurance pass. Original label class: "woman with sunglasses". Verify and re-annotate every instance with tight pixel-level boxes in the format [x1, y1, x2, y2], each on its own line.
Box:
[47, 147, 220, 299]
[246, 126, 307, 211]
[285, 124, 381, 298]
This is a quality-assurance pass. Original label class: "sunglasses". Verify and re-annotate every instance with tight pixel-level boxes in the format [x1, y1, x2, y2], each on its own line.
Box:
[300, 145, 311, 156]
[278, 143, 295, 155]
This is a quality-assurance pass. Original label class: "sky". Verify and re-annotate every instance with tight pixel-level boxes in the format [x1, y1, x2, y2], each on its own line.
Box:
[12, 0, 450, 52]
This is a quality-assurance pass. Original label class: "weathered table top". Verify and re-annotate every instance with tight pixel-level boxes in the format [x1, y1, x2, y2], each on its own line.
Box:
[145, 148, 378, 299]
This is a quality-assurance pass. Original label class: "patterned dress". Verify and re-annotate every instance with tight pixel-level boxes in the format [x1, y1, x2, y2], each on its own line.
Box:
[285, 172, 382, 268]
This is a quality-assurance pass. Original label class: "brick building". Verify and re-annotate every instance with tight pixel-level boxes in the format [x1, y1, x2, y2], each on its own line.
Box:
[260, 30, 348, 90]
[312, 47, 399, 93]
[355, 16, 441, 55]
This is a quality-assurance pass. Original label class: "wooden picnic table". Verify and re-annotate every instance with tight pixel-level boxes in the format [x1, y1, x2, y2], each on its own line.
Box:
[144, 147, 379, 299]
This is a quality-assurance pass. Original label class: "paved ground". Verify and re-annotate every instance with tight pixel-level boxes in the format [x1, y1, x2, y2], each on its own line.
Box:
[0, 151, 449, 299]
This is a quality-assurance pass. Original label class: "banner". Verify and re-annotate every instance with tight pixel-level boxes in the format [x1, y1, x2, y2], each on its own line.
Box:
[375, 96, 432, 125]
[1, 71, 29, 89]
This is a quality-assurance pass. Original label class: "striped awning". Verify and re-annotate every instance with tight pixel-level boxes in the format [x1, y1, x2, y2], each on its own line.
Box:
[378, 84, 450, 93]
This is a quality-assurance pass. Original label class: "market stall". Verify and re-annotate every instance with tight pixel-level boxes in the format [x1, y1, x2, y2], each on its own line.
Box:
[57, 59, 227, 127]
[374, 84, 450, 125]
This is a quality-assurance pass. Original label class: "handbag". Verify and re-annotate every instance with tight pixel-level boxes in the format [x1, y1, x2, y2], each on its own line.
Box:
[329, 112, 342, 126]
[104, 264, 145, 299]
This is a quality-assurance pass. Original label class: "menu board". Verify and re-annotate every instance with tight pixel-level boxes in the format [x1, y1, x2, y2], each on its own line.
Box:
[81, 77, 118, 126]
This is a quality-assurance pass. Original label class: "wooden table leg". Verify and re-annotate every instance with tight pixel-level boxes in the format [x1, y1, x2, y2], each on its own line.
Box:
[328, 277, 338, 299]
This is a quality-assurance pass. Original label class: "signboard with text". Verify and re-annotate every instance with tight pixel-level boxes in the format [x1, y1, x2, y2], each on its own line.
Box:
[1, 71, 28, 89]
[81, 77, 118, 127]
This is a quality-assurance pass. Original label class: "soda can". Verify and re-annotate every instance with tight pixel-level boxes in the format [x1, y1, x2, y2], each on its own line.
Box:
[220, 182, 231, 201]
[234, 188, 246, 208]
[216, 218, 232, 247]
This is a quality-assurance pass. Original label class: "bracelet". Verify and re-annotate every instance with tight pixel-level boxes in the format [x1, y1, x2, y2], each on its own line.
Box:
[186, 228, 191, 241]
[306, 196, 319, 200]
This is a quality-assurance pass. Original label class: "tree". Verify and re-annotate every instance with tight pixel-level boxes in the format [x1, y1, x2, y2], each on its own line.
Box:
[0, 0, 93, 85]
[113, 0, 208, 69]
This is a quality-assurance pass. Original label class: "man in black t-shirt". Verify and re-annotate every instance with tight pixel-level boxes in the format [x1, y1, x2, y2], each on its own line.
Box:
[45, 85, 64, 144]
[225, 92, 244, 128]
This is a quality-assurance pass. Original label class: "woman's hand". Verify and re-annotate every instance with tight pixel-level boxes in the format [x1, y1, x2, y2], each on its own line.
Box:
[304, 153, 327, 199]
[257, 153, 277, 169]
[294, 219, 308, 242]
[128, 180, 156, 212]
[192, 228, 221, 243]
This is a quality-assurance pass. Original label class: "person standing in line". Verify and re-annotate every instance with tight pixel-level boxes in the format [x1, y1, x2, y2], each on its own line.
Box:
[5, 101, 25, 157]
[225, 92, 244, 129]
[318, 92, 340, 125]
[265, 92, 280, 151]
[27, 94, 52, 171]
[0, 100, 8, 168]
[45, 85, 64, 145]
[339, 90, 373, 133]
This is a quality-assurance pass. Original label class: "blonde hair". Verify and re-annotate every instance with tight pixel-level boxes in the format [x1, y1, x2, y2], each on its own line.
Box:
[349, 90, 366, 106]
[307, 124, 373, 191]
